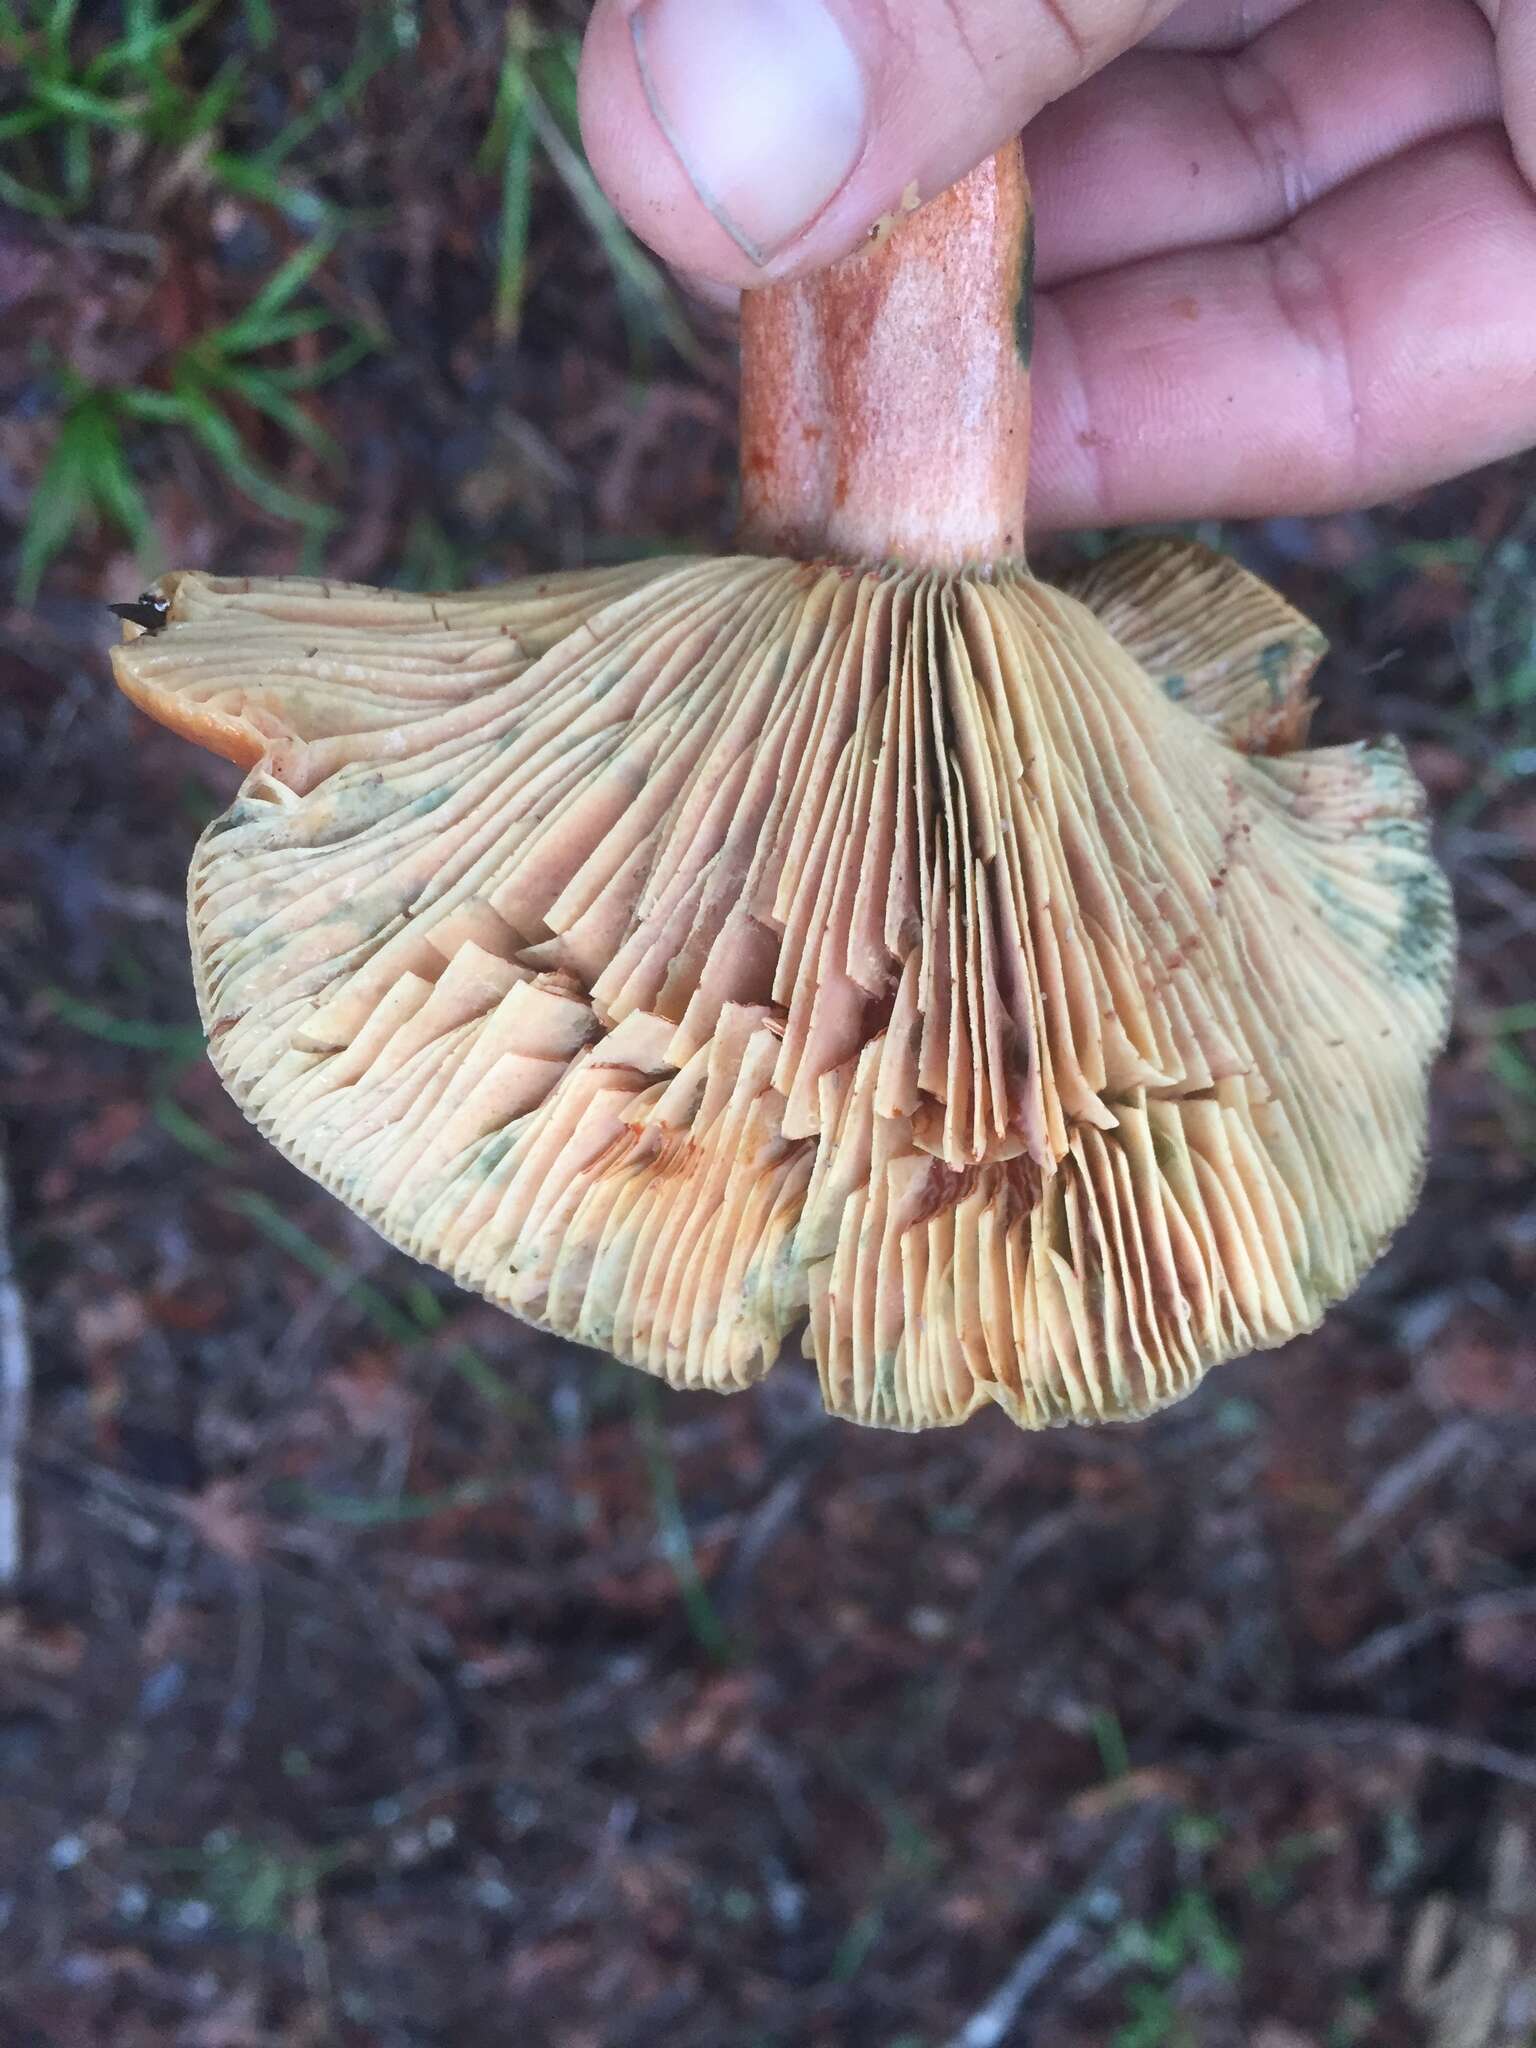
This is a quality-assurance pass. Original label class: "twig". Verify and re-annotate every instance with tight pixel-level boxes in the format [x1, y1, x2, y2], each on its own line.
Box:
[1327, 1586, 1536, 1687]
[0, 1126, 32, 1592]
[105, 1529, 195, 1824]
[29, 1444, 176, 1551]
[215, 1564, 267, 1770]
[713, 1465, 815, 1614]
[943, 1803, 1167, 2048]
[293, 1871, 337, 2035]
[965, 1505, 1087, 1633]
[1238, 1709, 1536, 1794]
[1098, 1619, 1536, 1795]
[1333, 1419, 1483, 1556]
[714, 1418, 836, 1616]
[1465, 860, 1536, 937]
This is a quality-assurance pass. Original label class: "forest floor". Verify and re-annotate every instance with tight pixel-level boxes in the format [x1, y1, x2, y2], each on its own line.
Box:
[2, 5, 1536, 2045]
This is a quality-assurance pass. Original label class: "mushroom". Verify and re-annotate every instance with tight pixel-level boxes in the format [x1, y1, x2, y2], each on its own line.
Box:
[112, 146, 1453, 1430]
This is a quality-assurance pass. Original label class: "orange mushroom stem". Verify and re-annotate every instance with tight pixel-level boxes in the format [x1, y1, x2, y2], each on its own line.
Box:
[739, 147, 1033, 570]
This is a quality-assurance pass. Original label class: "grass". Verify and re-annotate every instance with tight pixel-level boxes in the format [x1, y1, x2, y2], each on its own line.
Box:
[1441, 507, 1536, 816]
[1442, 504, 1536, 1140]
[632, 1378, 734, 1663]
[0, 0, 251, 221]
[1327, 1988, 1380, 2048]
[822, 1753, 943, 1986]
[479, 8, 701, 369]
[1484, 1002, 1536, 1115]
[41, 985, 205, 1055]
[1107, 1813, 1243, 2046]
[40, 985, 544, 1439]
[276, 1472, 520, 1527]
[12, 0, 698, 602]
[19, 232, 369, 598]
[1243, 1828, 1340, 1909]
[0, 0, 389, 223]
[1089, 1704, 1132, 1783]
[225, 1188, 535, 1422]
[155, 1826, 348, 1937]
[42, 985, 249, 1166]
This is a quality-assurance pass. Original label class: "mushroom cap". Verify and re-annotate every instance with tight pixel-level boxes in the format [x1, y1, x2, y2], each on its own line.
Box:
[113, 541, 1452, 1429]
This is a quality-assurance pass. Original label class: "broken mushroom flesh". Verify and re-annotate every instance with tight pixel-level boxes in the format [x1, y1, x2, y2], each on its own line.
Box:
[113, 148, 1453, 1430]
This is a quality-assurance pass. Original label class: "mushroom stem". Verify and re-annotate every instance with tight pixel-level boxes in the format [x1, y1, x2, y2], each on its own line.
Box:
[737, 144, 1033, 571]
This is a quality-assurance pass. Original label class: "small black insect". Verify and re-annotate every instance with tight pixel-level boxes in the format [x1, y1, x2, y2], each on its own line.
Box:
[108, 590, 170, 634]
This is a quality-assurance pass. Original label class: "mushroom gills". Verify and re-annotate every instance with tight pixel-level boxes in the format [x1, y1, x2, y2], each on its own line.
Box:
[112, 538, 1452, 1430]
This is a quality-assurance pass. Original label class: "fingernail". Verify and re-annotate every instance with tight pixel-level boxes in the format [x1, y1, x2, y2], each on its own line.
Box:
[631, 0, 867, 266]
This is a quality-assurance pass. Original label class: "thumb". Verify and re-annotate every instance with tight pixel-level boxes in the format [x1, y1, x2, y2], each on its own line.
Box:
[577, 0, 1181, 286]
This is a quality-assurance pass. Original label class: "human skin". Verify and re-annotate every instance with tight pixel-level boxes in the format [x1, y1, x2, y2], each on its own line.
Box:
[578, 0, 1536, 531]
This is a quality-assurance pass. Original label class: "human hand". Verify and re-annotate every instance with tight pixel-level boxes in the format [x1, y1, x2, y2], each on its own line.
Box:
[578, 0, 1536, 530]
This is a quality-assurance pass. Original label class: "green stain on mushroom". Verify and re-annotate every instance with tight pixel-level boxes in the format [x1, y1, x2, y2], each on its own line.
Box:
[1013, 213, 1036, 368]
[1311, 872, 1374, 944]
[1257, 639, 1292, 703]
[1384, 864, 1455, 990]
[875, 1350, 898, 1407]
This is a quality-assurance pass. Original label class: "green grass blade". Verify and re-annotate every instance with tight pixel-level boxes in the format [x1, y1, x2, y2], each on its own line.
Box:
[43, 0, 80, 66]
[153, 1097, 242, 1170]
[19, 389, 152, 595]
[169, 54, 249, 145]
[480, 10, 537, 344]
[209, 232, 338, 353]
[239, 0, 274, 48]
[1490, 1044, 1536, 1106]
[490, 104, 533, 345]
[175, 379, 337, 531]
[78, 402, 154, 556]
[224, 1190, 421, 1345]
[211, 363, 341, 465]
[439, 1342, 532, 1417]
[17, 413, 89, 601]
[114, 385, 190, 424]
[207, 152, 338, 230]
[263, 329, 375, 391]
[477, 7, 531, 170]
[525, 86, 703, 371]
[223, 1191, 531, 1420]
[43, 987, 205, 1055]
[0, 108, 54, 142]
[31, 77, 146, 129]
[281, 1476, 515, 1527]
[530, 33, 581, 132]
[633, 1382, 733, 1663]
[209, 305, 336, 353]
[60, 105, 91, 204]
[98, 0, 223, 76]
[396, 512, 470, 590]
[0, 161, 70, 218]
[253, 23, 395, 171]
[1090, 1705, 1132, 1782]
